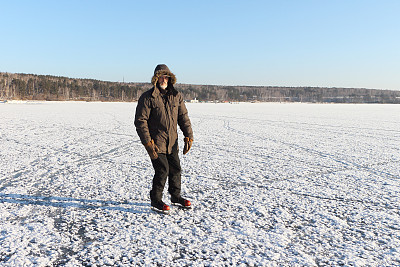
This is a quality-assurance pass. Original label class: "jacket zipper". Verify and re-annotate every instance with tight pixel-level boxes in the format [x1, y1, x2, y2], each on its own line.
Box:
[162, 94, 171, 152]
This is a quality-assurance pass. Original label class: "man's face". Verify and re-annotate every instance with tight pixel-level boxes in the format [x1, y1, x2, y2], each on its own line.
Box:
[158, 75, 169, 89]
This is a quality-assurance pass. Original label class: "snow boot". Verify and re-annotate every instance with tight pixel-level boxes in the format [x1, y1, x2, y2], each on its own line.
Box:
[151, 201, 170, 214]
[171, 196, 191, 209]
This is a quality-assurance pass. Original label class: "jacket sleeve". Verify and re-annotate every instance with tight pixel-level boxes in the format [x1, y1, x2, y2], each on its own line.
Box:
[134, 94, 152, 145]
[177, 94, 194, 140]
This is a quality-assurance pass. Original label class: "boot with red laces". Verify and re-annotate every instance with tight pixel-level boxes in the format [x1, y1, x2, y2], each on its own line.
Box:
[171, 196, 191, 209]
[151, 201, 170, 214]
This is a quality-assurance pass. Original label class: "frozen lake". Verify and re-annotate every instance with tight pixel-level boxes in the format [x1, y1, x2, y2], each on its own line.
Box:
[0, 101, 399, 266]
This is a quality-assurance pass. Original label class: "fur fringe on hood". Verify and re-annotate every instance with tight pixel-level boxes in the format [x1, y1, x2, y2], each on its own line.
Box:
[151, 64, 177, 87]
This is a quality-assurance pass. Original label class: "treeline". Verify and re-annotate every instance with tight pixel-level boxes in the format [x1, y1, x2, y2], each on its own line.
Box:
[0, 72, 148, 102]
[175, 84, 400, 103]
[1, 72, 400, 103]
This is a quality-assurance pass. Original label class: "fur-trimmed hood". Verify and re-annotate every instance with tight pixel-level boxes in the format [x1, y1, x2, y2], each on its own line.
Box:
[151, 64, 177, 87]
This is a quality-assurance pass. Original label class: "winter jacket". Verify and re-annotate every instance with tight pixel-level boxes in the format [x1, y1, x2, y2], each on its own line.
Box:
[134, 67, 193, 154]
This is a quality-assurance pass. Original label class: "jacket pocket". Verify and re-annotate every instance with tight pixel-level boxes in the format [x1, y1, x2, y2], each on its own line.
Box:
[170, 99, 179, 121]
[149, 98, 163, 117]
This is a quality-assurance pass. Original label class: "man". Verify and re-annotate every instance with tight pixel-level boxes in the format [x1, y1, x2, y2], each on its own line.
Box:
[134, 64, 194, 213]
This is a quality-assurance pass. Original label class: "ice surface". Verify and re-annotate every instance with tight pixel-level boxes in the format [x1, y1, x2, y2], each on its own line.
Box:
[0, 101, 399, 266]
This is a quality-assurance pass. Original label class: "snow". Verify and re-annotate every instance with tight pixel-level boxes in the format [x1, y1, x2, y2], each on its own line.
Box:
[0, 101, 399, 266]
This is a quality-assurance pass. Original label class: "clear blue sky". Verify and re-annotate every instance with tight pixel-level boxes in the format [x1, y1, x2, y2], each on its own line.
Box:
[1, 0, 399, 90]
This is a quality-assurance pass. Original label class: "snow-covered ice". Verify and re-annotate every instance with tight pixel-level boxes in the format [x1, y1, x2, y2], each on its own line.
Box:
[0, 101, 399, 266]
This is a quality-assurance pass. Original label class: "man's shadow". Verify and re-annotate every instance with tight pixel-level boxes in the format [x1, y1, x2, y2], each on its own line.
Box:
[0, 193, 149, 214]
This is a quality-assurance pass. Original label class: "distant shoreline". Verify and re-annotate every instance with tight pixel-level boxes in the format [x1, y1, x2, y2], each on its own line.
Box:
[1, 72, 400, 104]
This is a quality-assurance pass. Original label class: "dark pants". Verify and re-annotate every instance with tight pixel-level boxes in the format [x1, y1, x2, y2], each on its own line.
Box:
[150, 151, 181, 202]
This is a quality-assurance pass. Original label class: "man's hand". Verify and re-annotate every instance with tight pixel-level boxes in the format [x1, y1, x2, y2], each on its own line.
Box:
[183, 137, 193, 155]
[144, 140, 160, 160]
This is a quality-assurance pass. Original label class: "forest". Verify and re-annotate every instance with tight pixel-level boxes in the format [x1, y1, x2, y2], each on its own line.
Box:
[1, 72, 400, 103]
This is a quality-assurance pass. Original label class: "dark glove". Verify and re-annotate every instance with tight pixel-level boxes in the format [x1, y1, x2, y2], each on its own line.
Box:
[144, 140, 160, 160]
[183, 137, 193, 155]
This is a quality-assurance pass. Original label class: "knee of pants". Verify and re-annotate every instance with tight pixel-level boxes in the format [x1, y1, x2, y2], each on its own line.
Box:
[155, 168, 169, 179]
